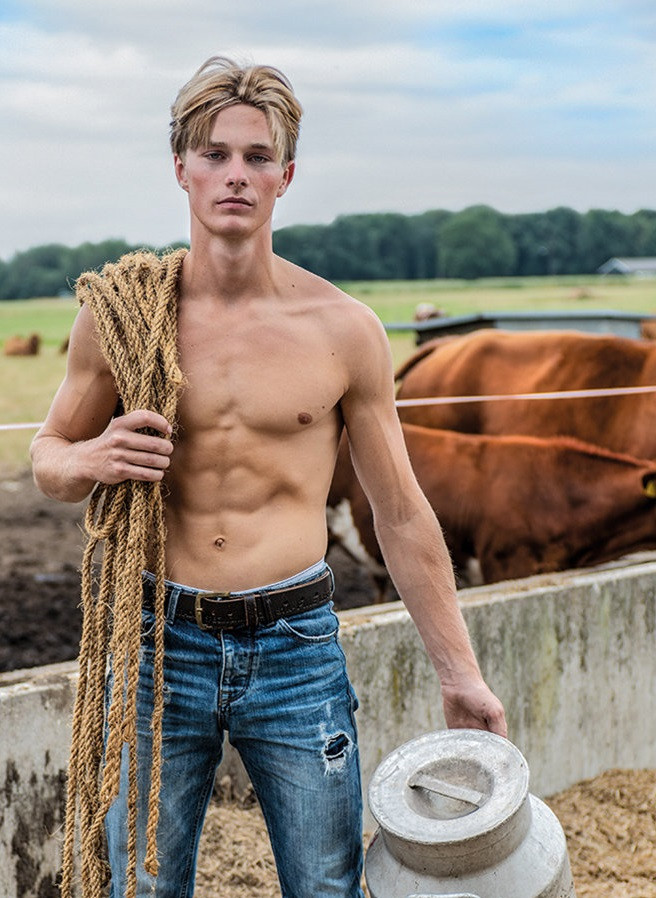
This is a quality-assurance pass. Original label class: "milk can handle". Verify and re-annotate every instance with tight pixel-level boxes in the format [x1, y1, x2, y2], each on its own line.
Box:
[407, 771, 485, 810]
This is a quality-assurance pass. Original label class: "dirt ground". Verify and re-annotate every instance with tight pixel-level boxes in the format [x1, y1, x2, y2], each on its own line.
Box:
[2, 469, 655, 895]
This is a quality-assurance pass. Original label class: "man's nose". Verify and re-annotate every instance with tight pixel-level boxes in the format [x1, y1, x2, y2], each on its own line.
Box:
[226, 159, 248, 187]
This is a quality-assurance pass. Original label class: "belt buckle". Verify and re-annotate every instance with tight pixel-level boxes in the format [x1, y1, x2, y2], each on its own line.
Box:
[194, 591, 231, 630]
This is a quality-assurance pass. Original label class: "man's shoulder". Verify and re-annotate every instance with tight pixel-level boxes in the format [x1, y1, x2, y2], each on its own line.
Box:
[278, 257, 338, 297]
[279, 258, 382, 328]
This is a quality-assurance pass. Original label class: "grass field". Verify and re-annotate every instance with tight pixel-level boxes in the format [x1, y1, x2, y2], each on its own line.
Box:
[0, 297, 77, 474]
[340, 273, 656, 322]
[1, 274, 655, 473]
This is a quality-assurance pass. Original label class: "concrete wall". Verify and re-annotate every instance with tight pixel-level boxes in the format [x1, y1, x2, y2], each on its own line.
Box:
[3, 556, 656, 896]
[0, 663, 77, 898]
[343, 555, 656, 814]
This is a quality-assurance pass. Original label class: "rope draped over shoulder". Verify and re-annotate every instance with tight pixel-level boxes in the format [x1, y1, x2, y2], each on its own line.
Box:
[60, 249, 187, 898]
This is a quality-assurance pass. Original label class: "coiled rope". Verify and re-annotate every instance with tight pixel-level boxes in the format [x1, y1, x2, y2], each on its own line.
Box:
[59, 249, 187, 898]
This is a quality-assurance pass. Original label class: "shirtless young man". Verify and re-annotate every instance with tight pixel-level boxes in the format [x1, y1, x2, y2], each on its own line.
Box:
[30, 57, 506, 898]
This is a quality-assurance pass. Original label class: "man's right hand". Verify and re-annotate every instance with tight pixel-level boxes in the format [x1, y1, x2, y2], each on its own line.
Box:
[31, 409, 174, 503]
[88, 410, 173, 485]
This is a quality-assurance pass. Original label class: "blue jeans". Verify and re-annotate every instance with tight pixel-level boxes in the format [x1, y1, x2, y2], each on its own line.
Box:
[105, 562, 364, 898]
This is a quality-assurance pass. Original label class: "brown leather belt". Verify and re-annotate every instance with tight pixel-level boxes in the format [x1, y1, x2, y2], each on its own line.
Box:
[142, 569, 334, 631]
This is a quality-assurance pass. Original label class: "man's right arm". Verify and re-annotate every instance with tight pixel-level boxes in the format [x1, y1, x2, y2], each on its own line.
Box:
[30, 304, 173, 503]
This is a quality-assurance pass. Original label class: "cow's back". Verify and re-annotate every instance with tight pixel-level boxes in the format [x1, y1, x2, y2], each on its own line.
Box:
[396, 330, 656, 456]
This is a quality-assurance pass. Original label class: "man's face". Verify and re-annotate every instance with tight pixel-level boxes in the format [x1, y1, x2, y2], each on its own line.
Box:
[174, 103, 294, 241]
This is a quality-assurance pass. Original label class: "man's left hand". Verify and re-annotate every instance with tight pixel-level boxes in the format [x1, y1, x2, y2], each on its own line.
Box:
[441, 679, 507, 737]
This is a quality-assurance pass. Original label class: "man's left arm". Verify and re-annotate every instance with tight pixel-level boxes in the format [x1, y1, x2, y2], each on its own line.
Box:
[339, 306, 506, 736]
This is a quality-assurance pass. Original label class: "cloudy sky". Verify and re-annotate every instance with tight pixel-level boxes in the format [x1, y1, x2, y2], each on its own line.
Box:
[1, 0, 654, 260]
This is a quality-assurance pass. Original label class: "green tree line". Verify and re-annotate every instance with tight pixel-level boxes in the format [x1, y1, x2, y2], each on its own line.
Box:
[274, 206, 656, 281]
[0, 239, 189, 301]
[1, 206, 655, 299]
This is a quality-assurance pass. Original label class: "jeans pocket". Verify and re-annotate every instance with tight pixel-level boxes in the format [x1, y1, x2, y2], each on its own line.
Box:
[277, 603, 339, 644]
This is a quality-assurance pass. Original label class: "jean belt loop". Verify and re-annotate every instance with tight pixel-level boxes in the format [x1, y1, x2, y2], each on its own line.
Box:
[259, 591, 274, 625]
[166, 585, 182, 624]
[327, 565, 336, 597]
[243, 593, 259, 630]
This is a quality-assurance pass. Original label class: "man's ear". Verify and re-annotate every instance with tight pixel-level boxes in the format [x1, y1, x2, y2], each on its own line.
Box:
[174, 153, 189, 192]
[277, 160, 295, 197]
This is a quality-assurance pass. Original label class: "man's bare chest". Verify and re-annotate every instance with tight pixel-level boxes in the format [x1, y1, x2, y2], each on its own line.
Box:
[176, 314, 345, 437]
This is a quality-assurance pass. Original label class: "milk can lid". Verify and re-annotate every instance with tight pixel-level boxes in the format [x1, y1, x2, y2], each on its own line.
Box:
[368, 730, 529, 848]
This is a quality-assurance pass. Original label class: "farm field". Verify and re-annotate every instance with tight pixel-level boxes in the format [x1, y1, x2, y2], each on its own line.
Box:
[341, 272, 656, 323]
[1, 274, 655, 473]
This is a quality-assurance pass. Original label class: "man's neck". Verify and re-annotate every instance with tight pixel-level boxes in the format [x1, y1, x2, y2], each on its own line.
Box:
[182, 230, 281, 304]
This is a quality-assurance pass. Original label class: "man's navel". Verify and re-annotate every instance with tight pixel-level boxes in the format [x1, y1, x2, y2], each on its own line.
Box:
[214, 536, 226, 549]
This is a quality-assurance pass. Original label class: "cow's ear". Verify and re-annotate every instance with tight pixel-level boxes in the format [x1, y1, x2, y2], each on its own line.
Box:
[642, 473, 656, 498]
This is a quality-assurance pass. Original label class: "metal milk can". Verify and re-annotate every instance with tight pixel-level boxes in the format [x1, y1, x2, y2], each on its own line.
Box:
[365, 730, 576, 898]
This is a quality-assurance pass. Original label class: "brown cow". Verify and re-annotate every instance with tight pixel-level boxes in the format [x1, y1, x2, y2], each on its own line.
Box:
[327, 424, 656, 592]
[640, 319, 656, 341]
[395, 329, 656, 458]
[413, 302, 446, 322]
[3, 333, 41, 356]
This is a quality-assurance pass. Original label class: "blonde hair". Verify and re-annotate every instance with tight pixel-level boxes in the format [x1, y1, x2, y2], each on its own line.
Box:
[170, 56, 303, 165]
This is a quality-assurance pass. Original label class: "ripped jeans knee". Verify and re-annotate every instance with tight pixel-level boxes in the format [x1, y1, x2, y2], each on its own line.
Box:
[322, 729, 354, 773]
